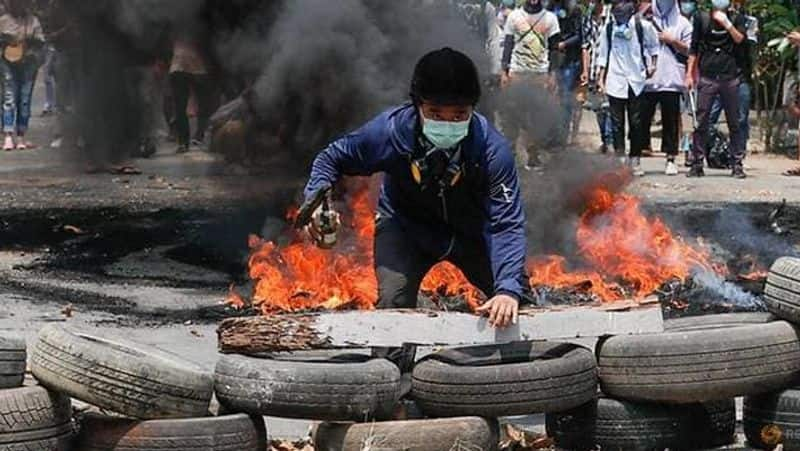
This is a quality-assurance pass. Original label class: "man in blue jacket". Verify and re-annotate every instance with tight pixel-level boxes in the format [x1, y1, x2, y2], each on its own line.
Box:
[298, 48, 530, 329]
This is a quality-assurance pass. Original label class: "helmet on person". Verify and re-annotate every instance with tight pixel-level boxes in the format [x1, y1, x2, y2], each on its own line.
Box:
[410, 48, 481, 106]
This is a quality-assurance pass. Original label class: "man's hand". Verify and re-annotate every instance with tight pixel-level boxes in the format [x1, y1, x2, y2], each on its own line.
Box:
[788, 30, 800, 47]
[580, 70, 589, 86]
[597, 78, 605, 94]
[658, 31, 674, 45]
[685, 73, 695, 91]
[476, 294, 519, 328]
[711, 10, 733, 30]
[500, 72, 512, 89]
[558, 41, 567, 52]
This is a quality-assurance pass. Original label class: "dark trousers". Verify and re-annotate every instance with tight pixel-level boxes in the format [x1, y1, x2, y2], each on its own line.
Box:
[170, 71, 213, 146]
[608, 87, 646, 157]
[641, 91, 681, 157]
[692, 76, 744, 168]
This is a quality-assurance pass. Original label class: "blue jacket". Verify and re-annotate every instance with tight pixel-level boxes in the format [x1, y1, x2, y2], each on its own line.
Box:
[304, 104, 527, 300]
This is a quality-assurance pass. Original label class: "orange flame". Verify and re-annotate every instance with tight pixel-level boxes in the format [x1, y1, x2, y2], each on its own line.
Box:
[232, 178, 725, 314]
[528, 187, 722, 300]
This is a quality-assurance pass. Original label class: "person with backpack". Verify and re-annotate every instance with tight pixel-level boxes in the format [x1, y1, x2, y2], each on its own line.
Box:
[684, 0, 747, 178]
[551, 0, 583, 145]
[501, 0, 561, 169]
[707, 0, 757, 163]
[641, 0, 691, 176]
[596, 0, 659, 176]
[581, 0, 613, 154]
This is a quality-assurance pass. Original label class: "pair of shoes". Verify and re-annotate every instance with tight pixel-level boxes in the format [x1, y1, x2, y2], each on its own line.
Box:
[686, 166, 705, 178]
[3, 135, 13, 151]
[629, 157, 645, 177]
[15, 141, 27, 150]
[50, 137, 62, 149]
[665, 160, 678, 176]
[732, 166, 747, 179]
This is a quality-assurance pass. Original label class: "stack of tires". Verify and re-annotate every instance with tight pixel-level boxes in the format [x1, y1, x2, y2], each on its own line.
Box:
[0, 333, 74, 450]
[28, 324, 267, 450]
[214, 349, 502, 450]
[744, 256, 800, 450]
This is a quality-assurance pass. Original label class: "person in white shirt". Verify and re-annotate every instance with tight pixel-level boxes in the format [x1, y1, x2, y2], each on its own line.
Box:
[500, 0, 561, 168]
[486, 0, 517, 77]
[596, 0, 659, 176]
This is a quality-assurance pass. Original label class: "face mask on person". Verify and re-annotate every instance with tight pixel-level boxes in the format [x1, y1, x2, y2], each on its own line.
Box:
[656, 0, 674, 13]
[524, 0, 543, 13]
[420, 112, 471, 150]
[711, 0, 730, 10]
[612, 1, 635, 24]
[502, 0, 516, 8]
[680, 1, 696, 15]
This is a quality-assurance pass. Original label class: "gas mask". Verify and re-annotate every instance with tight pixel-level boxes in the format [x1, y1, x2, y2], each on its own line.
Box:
[410, 143, 464, 190]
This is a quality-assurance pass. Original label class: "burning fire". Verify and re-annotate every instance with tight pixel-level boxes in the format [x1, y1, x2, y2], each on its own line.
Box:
[228, 177, 726, 314]
[528, 189, 722, 300]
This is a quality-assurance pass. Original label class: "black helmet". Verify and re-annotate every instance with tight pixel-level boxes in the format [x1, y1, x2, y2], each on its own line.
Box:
[410, 48, 481, 106]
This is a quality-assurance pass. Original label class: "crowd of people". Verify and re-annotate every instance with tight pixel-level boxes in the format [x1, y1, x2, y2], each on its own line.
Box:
[0, 0, 794, 179]
[485, 0, 800, 178]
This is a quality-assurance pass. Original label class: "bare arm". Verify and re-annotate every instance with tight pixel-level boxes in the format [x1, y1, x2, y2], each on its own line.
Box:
[685, 54, 697, 89]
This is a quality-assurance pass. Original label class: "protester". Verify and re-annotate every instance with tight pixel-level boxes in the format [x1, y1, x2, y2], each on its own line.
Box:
[487, 0, 517, 77]
[501, 0, 561, 168]
[641, 0, 691, 176]
[0, 0, 45, 151]
[552, 0, 583, 144]
[685, 0, 747, 178]
[596, 0, 659, 176]
[169, 26, 213, 154]
[788, 76, 799, 156]
[677, 0, 696, 164]
[581, 0, 613, 153]
[707, 0, 756, 160]
[43, 0, 77, 149]
[299, 48, 530, 328]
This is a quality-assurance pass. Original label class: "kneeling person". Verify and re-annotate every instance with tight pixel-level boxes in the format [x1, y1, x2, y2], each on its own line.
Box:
[299, 48, 530, 328]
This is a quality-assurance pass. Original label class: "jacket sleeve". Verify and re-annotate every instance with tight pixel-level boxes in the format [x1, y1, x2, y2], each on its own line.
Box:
[303, 113, 394, 199]
[482, 134, 527, 301]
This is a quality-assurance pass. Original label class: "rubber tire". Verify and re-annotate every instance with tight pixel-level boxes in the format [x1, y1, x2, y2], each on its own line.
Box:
[74, 413, 267, 451]
[766, 257, 800, 323]
[745, 387, 800, 450]
[313, 417, 499, 451]
[546, 397, 735, 451]
[0, 334, 26, 389]
[0, 385, 74, 450]
[215, 353, 401, 421]
[598, 319, 800, 403]
[411, 341, 597, 417]
[30, 324, 213, 419]
[664, 312, 775, 332]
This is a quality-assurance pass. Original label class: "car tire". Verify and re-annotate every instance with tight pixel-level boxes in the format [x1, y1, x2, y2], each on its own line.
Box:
[766, 257, 800, 323]
[745, 387, 800, 450]
[411, 341, 597, 417]
[215, 353, 401, 421]
[0, 385, 74, 451]
[664, 312, 775, 332]
[546, 396, 735, 451]
[74, 413, 267, 451]
[30, 324, 213, 419]
[598, 319, 800, 403]
[0, 334, 26, 389]
[313, 417, 499, 451]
